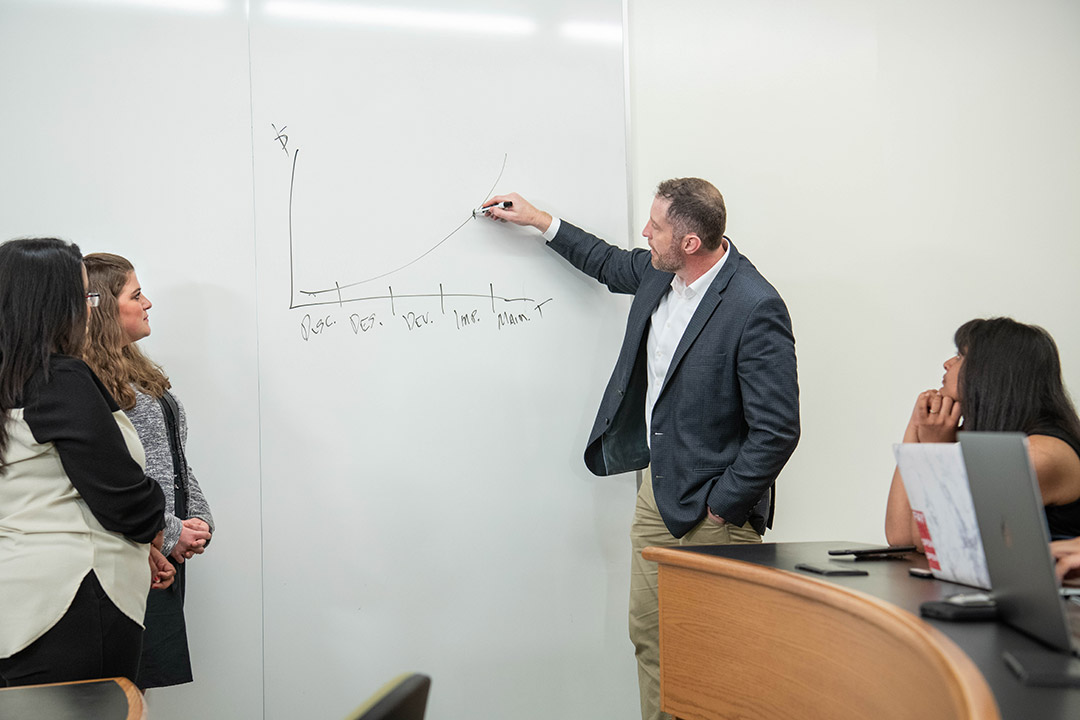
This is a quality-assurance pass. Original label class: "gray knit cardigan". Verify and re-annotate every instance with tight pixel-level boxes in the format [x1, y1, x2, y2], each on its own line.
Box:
[125, 388, 215, 556]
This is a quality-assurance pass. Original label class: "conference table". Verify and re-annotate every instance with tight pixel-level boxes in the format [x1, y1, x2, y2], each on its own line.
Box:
[0, 677, 144, 719]
[644, 541, 1080, 720]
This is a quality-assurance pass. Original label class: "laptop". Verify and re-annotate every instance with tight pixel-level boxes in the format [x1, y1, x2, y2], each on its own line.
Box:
[893, 442, 991, 589]
[959, 432, 1080, 682]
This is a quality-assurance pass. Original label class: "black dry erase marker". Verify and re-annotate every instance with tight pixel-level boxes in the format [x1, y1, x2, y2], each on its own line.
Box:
[473, 200, 512, 217]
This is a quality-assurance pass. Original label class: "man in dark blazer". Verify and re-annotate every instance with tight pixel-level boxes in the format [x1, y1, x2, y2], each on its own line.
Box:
[485, 178, 800, 720]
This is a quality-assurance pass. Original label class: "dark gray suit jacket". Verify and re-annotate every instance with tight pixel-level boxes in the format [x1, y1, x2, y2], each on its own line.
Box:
[548, 221, 800, 538]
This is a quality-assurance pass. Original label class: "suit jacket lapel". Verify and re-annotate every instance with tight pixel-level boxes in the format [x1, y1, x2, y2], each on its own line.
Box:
[657, 241, 741, 400]
[629, 270, 673, 337]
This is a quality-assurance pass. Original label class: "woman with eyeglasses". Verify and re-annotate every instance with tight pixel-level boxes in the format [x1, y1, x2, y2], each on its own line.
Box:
[83, 252, 215, 691]
[886, 317, 1080, 547]
[0, 237, 171, 687]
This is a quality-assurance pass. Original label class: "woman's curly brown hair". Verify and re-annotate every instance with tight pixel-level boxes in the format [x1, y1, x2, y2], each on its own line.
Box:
[82, 252, 170, 410]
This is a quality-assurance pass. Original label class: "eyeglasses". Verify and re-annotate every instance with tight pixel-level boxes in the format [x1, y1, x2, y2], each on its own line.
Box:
[86, 292, 100, 308]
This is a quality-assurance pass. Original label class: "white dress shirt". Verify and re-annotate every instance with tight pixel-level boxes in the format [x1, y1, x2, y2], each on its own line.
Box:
[541, 217, 562, 240]
[542, 218, 729, 445]
[644, 250, 728, 441]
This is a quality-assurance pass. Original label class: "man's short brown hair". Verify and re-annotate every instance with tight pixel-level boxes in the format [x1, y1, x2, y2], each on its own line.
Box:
[655, 178, 727, 251]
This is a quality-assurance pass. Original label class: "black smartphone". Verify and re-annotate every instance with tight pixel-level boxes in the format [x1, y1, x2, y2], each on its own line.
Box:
[908, 567, 934, 579]
[919, 599, 997, 621]
[794, 563, 869, 577]
[827, 545, 917, 557]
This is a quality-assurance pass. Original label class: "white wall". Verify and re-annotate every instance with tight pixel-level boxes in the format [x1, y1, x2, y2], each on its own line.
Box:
[627, 0, 1080, 545]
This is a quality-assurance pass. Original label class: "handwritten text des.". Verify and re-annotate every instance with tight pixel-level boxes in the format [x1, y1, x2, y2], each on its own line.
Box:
[298, 301, 549, 342]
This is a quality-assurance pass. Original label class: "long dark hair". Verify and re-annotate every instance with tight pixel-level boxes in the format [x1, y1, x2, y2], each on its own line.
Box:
[955, 317, 1080, 444]
[0, 237, 88, 466]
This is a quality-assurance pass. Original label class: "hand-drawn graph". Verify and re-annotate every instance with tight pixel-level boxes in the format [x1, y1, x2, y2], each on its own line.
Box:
[272, 124, 553, 341]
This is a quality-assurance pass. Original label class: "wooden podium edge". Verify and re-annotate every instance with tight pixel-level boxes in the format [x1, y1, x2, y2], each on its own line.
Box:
[0, 676, 144, 720]
[643, 546, 1000, 720]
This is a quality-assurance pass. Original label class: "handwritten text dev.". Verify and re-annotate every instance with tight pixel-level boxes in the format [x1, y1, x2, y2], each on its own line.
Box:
[298, 305, 544, 341]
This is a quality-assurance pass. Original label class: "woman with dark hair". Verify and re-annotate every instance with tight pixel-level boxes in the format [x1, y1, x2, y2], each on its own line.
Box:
[0, 238, 171, 687]
[886, 317, 1080, 546]
[83, 252, 214, 691]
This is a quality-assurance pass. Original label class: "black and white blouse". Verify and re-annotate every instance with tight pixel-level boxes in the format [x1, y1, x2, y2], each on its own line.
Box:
[0, 355, 164, 658]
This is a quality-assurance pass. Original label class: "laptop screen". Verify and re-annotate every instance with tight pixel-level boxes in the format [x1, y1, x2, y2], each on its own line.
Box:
[959, 432, 1074, 653]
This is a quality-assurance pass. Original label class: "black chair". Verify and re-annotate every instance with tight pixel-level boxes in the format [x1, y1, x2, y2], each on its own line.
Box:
[344, 673, 431, 720]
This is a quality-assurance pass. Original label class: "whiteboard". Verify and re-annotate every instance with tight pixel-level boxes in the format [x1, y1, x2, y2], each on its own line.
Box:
[3, 1, 636, 718]
[248, 1, 635, 717]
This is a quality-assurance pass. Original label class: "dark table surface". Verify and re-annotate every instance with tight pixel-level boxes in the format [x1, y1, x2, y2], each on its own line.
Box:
[674, 541, 1080, 720]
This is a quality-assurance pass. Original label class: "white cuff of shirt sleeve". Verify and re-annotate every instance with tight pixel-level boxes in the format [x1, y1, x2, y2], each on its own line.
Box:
[541, 217, 562, 242]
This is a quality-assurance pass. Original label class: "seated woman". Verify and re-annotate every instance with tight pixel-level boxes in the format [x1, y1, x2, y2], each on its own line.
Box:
[886, 317, 1080, 547]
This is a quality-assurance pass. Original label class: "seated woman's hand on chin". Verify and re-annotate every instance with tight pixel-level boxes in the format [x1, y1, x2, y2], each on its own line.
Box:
[908, 389, 962, 444]
[885, 380, 963, 549]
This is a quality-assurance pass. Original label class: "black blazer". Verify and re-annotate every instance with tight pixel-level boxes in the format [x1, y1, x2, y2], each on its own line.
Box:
[548, 221, 800, 538]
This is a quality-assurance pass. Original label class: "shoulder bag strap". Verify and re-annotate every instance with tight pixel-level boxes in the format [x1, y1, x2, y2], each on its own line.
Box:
[157, 391, 188, 519]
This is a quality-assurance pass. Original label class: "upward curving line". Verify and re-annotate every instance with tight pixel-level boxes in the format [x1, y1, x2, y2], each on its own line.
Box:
[478, 152, 507, 208]
[300, 154, 508, 296]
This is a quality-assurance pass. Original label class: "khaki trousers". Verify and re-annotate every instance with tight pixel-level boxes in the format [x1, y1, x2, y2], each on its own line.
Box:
[629, 468, 761, 720]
